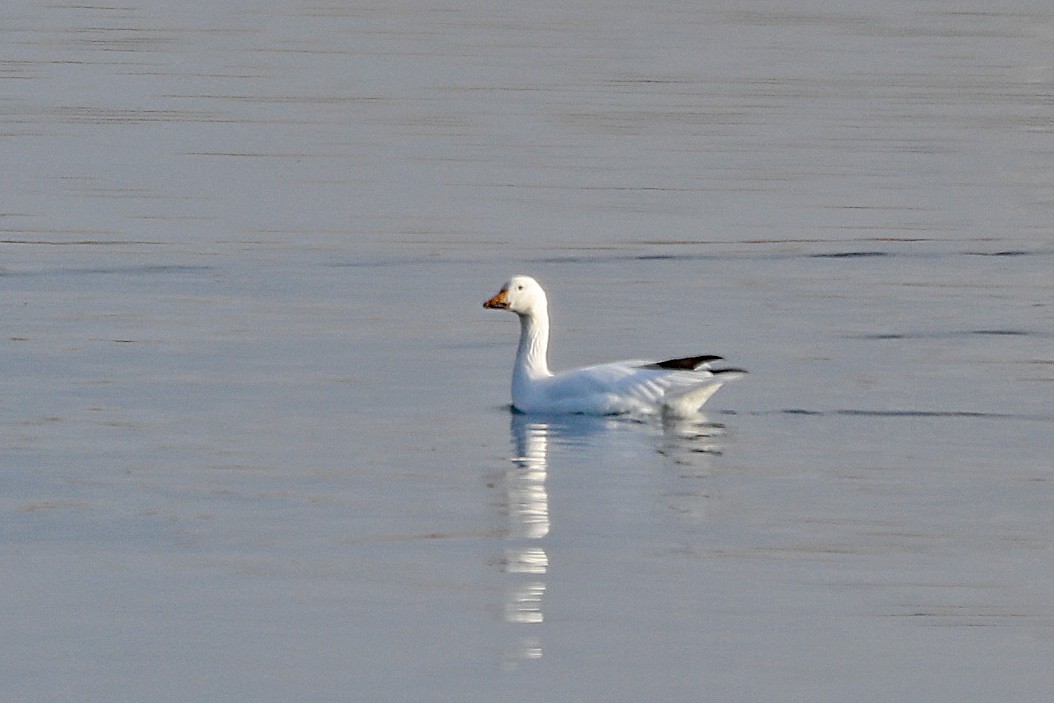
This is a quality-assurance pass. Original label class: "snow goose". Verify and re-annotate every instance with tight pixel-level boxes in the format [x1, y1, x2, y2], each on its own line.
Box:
[483, 275, 745, 417]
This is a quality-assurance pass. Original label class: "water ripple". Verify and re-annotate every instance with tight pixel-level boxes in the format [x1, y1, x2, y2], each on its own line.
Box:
[772, 409, 1054, 422]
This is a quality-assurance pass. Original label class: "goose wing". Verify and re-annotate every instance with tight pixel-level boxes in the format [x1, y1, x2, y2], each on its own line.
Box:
[538, 358, 737, 414]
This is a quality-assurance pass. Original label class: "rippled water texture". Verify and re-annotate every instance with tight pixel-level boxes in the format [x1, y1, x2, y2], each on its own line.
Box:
[2, 2, 1052, 701]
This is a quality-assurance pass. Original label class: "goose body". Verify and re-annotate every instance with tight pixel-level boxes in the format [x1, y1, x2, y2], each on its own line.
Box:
[483, 275, 744, 417]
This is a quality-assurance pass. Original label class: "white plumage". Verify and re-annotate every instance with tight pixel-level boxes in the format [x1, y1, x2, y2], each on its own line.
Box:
[484, 275, 744, 417]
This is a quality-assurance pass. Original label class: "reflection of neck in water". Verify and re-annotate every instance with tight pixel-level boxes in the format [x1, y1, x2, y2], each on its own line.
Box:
[508, 416, 550, 540]
[503, 416, 551, 656]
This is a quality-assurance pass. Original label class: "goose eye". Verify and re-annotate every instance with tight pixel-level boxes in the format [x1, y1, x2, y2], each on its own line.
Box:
[517, 285, 524, 290]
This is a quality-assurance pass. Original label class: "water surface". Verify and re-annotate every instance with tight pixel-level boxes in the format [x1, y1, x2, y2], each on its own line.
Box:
[2, 1, 1052, 701]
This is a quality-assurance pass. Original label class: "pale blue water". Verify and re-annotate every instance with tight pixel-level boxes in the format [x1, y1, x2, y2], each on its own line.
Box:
[2, 2, 1052, 701]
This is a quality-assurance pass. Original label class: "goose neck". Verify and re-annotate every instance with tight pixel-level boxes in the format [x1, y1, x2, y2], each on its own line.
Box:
[515, 308, 551, 379]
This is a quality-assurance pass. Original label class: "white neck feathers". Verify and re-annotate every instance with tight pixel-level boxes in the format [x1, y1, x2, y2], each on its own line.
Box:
[514, 305, 552, 383]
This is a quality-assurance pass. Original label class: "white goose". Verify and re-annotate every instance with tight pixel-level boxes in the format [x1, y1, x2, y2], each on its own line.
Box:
[484, 275, 745, 417]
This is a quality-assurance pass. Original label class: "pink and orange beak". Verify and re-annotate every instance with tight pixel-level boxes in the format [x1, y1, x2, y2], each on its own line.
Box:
[483, 289, 510, 309]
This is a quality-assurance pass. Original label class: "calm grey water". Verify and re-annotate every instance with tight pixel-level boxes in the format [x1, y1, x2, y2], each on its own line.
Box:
[2, 1, 1052, 701]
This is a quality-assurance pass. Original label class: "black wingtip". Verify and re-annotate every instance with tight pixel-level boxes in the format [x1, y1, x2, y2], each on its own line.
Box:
[645, 354, 724, 371]
[712, 367, 748, 376]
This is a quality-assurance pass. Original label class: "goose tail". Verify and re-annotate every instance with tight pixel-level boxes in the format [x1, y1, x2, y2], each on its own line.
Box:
[661, 369, 746, 418]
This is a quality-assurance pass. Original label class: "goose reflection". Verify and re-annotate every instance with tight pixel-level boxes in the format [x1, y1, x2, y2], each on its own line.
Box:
[499, 412, 731, 664]
[502, 413, 602, 662]
[500, 414, 555, 656]
[658, 414, 730, 464]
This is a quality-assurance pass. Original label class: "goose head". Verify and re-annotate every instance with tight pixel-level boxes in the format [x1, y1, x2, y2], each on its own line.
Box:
[483, 275, 548, 317]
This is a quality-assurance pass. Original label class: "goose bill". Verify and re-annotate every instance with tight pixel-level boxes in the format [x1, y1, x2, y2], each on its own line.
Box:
[483, 290, 510, 309]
